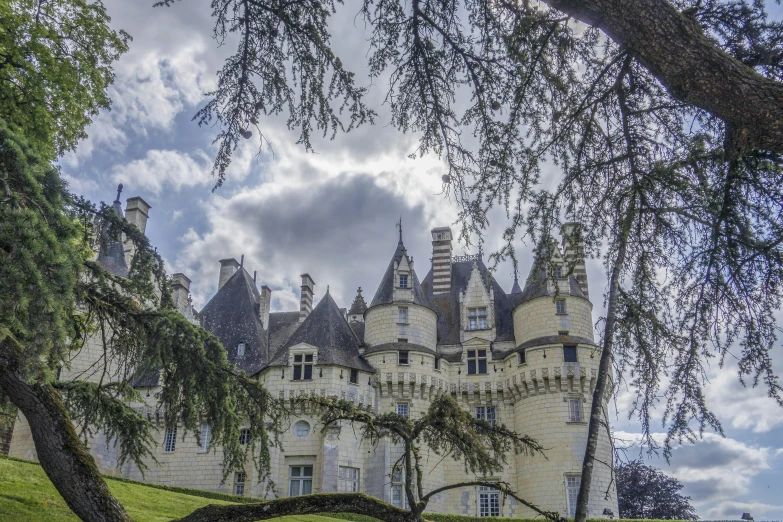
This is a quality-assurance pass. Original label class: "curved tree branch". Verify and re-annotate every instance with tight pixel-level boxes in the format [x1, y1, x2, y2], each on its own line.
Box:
[543, 0, 783, 154]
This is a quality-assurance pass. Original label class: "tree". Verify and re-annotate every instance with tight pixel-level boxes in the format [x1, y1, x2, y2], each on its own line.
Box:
[150, 0, 783, 521]
[616, 460, 698, 520]
[0, 0, 130, 159]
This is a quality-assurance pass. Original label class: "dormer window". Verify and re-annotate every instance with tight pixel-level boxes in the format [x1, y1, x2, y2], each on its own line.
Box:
[554, 266, 563, 278]
[468, 308, 487, 330]
[467, 349, 487, 375]
[399, 275, 408, 288]
[293, 354, 314, 380]
[237, 342, 246, 357]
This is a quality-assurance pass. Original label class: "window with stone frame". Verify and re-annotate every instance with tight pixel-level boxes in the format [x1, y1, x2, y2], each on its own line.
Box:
[466, 349, 488, 374]
[199, 423, 211, 452]
[339, 466, 360, 492]
[475, 405, 497, 427]
[478, 485, 501, 517]
[398, 306, 408, 324]
[293, 353, 314, 380]
[163, 426, 177, 452]
[391, 469, 405, 508]
[398, 350, 409, 365]
[399, 274, 408, 288]
[568, 398, 583, 422]
[555, 299, 567, 314]
[518, 350, 526, 365]
[468, 307, 488, 330]
[554, 266, 563, 278]
[349, 368, 359, 384]
[289, 465, 313, 496]
[237, 342, 246, 358]
[239, 428, 251, 445]
[566, 476, 581, 516]
[234, 472, 246, 496]
[396, 402, 409, 418]
[563, 345, 578, 363]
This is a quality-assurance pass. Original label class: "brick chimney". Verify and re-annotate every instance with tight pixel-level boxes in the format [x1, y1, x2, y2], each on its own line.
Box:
[259, 285, 272, 330]
[171, 273, 192, 315]
[218, 258, 240, 290]
[561, 223, 589, 299]
[431, 227, 453, 294]
[300, 273, 315, 322]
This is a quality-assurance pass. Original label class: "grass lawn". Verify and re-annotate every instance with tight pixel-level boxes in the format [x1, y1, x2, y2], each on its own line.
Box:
[0, 456, 340, 522]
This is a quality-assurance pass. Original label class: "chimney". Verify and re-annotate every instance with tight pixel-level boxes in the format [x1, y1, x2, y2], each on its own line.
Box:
[431, 227, 453, 294]
[125, 197, 152, 235]
[561, 223, 589, 299]
[218, 258, 240, 290]
[259, 285, 272, 330]
[300, 273, 315, 322]
[171, 273, 192, 315]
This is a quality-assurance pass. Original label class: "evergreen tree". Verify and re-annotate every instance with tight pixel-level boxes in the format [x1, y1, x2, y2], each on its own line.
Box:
[617, 460, 698, 520]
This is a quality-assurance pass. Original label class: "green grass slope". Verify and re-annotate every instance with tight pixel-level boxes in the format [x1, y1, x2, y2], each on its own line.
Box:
[0, 456, 343, 522]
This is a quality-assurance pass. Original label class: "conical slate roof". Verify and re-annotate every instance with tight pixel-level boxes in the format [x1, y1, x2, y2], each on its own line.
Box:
[348, 287, 368, 315]
[96, 185, 129, 277]
[271, 290, 372, 371]
[510, 273, 523, 295]
[369, 240, 429, 308]
[200, 268, 268, 375]
[516, 238, 586, 304]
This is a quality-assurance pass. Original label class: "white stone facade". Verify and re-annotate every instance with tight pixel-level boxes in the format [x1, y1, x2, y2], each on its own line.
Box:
[9, 214, 617, 519]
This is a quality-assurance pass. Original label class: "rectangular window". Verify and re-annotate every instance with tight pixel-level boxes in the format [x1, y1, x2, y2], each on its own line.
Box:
[398, 351, 409, 365]
[239, 428, 251, 445]
[349, 369, 359, 384]
[475, 406, 497, 427]
[199, 423, 211, 452]
[391, 469, 405, 508]
[468, 307, 488, 330]
[569, 398, 583, 422]
[466, 349, 488, 375]
[293, 353, 314, 380]
[564, 345, 578, 362]
[234, 472, 246, 496]
[163, 426, 177, 452]
[556, 299, 567, 314]
[237, 342, 246, 358]
[289, 465, 313, 497]
[397, 402, 409, 418]
[554, 266, 563, 278]
[399, 275, 408, 288]
[566, 476, 581, 517]
[518, 350, 526, 365]
[434, 357, 440, 370]
[398, 307, 408, 323]
[478, 486, 500, 517]
[339, 466, 360, 492]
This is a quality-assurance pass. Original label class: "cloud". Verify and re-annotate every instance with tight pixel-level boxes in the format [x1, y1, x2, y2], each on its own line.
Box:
[704, 500, 783, 519]
[615, 431, 780, 506]
[112, 149, 212, 195]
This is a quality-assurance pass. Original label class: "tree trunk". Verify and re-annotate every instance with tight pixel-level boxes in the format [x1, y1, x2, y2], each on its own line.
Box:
[173, 493, 416, 522]
[542, 0, 783, 154]
[0, 340, 132, 522]
[573, 221, 630, 522]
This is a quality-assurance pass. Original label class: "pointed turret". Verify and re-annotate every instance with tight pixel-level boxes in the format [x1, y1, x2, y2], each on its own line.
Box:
[348, 287, 368, 323]
[96, 184, 129, 277]
[369, 228, 429, 308]
[510, 271, 523, 295]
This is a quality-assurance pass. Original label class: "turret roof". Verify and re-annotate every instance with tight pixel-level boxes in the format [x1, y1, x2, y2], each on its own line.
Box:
[96, 185, 129, 278]
[369, 239, 429, 308]
[348, 287, 368, 315]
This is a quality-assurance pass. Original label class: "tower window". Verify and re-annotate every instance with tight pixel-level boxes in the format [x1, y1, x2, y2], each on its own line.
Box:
[163, 426, 177, 452]
[237, 342, 246, 357]
[434, 357, 440, 370]
[293, 353, 314, 380]
[563, 345, 578, 362]
[569, 398, 583, 422]
[199, 423, 211, 452]
[399, 275, 408, 288]
[467, 349, 488, 375]
[468, 307, 487, 330]
[566, 476, 581, 517]
[398, 307, 408, 324]
[475, 406, 496, 427]
[398, 351, 409, 365]
[554, 267, 563, 278]
[555, 299, 567, 314]
[349, 369, 359, 384]
[478, 485, 500, 517]
[518, 351, 526, 365]
[396, 402, 409, 418]
[234, 472, 246, 496]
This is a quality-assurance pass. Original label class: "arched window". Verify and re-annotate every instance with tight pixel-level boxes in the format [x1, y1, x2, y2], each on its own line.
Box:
[294, 420, 310, 437]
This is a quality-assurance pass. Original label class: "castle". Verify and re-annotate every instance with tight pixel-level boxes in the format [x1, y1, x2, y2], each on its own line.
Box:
[9, 187, 618, 518]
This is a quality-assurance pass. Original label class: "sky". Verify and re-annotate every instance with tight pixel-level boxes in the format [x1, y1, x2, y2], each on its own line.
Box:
[62, 0, 783, 518]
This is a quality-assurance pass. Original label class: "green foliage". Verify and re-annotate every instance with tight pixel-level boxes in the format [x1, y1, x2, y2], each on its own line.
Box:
[616, 460, 698, 520]
[0, 0, 130, 159]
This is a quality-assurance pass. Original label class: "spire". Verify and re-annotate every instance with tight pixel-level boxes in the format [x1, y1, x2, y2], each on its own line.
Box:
[115, 183, 123, 203]
[511, 269, 522, 294]
[396, 216, 403, 245]
[348, 287, 368, 315]
[111, 184, 124, 217]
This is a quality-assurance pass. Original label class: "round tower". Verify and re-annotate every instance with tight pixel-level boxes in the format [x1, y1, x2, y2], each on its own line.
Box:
[507, 226, 617, 518]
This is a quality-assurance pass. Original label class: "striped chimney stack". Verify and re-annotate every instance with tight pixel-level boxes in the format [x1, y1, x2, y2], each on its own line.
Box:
[300, 273, 315, 322]
[431, 227, 453, 294]
[561, 223, 589, 299]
